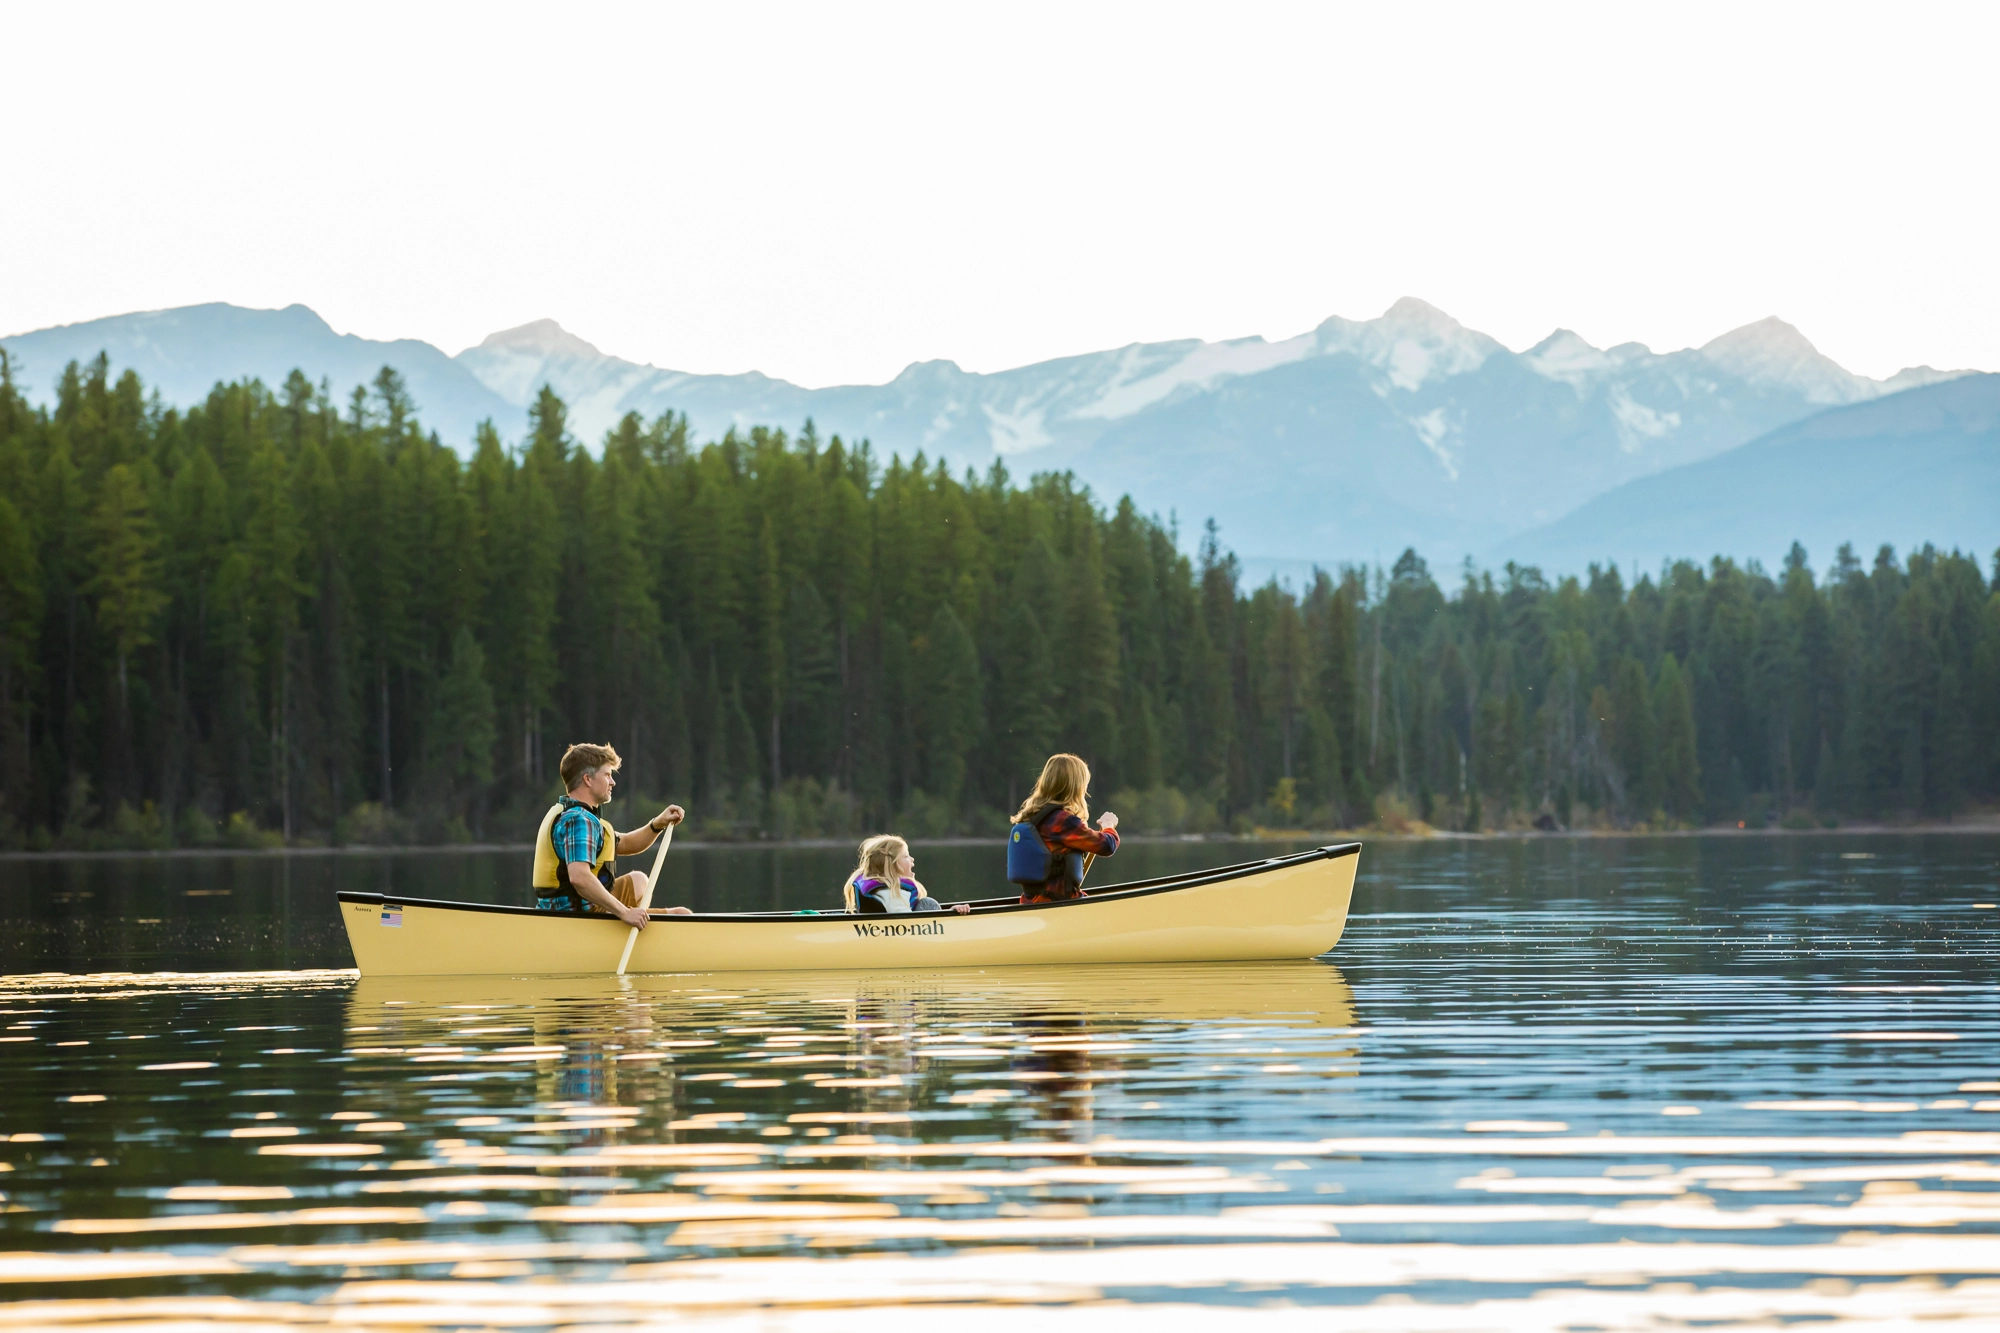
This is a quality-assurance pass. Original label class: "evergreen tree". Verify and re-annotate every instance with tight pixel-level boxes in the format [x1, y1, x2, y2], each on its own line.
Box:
[1472, 645, 1521, 817]
[0, 494, 41, 812]
[916, 604, 982, 807]
[991, 592, 1055, 810]
[39, 437, 91, 800]
[425, 624, 498, 812]
[243, 441, 309, 833]
[1606, 655, 1654, 815]
[1258, 584, 1306, 784]
[1061, 517, 1122, 781]
[88, 463, 166, 745]
[497, 448, 561, 790]
[1300, 704, 1343, 822]
[781, 581, 838, 780]
[659, 625, 694, 796]
[1655, 652, 1701, 820]
[759, 515, 784, 785]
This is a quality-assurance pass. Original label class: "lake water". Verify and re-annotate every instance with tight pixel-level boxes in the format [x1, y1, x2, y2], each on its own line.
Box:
[3, 835, 1999, 1329]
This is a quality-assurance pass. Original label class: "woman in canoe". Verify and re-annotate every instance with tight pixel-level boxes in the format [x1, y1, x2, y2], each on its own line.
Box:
[1009, 753, 1119, 904]
[842, 835, 971, 915]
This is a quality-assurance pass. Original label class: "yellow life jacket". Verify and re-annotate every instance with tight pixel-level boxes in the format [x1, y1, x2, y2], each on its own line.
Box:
[531, 800, 618, 901]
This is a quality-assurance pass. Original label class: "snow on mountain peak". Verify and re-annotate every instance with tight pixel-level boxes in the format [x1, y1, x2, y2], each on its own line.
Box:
[1314, 298, 1501, 391]
[1525, 329, 1612, 382]
[1069, 332, 1313, 422]
[1697, 317, 1872, 404]
[474, 319, 606, 361]
[458, 320, 650, 434]
[1378, 296, 1468, 336]
[1700, 315, 1814, 359]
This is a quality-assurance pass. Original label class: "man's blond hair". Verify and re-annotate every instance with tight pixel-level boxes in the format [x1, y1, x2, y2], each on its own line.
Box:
[560, 742, 622, 793]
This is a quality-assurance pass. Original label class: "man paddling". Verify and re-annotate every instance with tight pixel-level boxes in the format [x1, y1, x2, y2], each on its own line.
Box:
[532, 742, 691, 926]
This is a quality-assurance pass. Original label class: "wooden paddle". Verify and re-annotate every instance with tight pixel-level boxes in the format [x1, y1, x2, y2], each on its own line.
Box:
[615, 820, 675, 977]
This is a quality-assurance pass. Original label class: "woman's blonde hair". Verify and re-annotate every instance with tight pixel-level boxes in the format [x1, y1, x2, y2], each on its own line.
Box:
[1011, 753, 1091, 824]
[842, 834, 909, 913]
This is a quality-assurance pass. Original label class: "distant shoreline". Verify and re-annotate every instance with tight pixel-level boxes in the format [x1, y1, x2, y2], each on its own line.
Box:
[3, 820, 1996, 862]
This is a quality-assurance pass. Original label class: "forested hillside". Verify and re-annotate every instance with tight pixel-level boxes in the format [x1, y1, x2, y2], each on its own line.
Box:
[0, 352, 1995, 850]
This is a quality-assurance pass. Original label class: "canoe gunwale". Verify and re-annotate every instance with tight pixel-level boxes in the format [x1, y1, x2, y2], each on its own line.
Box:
[333, 841, 1360, 924]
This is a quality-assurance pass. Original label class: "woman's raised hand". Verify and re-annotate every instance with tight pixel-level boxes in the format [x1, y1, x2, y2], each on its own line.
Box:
[1098, 811, 1119, 830]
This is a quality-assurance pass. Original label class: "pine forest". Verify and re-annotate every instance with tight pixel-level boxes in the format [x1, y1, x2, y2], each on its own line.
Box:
[0, 352, 1996, 851]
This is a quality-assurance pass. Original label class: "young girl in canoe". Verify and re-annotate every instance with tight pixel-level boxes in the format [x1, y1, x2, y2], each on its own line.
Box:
[1010, 753, 1119, 904]
[841, 835, 972, 915]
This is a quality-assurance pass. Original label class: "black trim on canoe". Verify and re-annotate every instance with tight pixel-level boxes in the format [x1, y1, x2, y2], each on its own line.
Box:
[335, 842, 1360, 923]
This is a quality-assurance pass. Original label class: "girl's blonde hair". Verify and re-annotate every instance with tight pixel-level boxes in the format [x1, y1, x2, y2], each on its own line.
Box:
[1011, 753, 1091, 825]
[842, 834, 909, 913]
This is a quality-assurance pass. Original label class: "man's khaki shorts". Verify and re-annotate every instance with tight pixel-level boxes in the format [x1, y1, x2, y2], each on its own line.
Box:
[610, 872, 649, 908]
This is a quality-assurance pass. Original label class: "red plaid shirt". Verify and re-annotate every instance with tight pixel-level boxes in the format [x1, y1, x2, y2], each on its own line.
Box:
[1021, 807, 1118, 904]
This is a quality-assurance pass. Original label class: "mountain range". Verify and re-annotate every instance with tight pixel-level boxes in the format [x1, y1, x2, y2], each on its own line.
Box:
[3, 299, 1986, 576]
[1, 303, 518, 446]
[1498, 371, 2000, 576]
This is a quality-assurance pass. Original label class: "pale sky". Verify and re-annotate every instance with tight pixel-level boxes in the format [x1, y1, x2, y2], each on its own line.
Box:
[3, 1, 1995, 386]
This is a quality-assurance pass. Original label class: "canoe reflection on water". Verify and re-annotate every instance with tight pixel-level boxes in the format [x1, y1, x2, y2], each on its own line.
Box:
[342, 961, 1360, 1144]
[343, 960, 1360, 1027]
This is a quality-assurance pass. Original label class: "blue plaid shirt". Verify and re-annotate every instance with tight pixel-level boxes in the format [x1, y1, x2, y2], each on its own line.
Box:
[553, 798, 605, 869]
[538, 798, 612, 912]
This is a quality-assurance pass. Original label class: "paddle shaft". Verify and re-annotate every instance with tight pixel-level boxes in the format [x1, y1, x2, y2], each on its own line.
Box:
[615, 821, 674, 976]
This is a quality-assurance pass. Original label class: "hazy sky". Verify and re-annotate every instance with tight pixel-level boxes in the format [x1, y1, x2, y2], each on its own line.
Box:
[4, 2, 1995, 386]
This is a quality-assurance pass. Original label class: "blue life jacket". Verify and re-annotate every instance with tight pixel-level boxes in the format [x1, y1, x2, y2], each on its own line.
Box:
[1007, 805, 1084, 889]
[855, 876, 921, 912]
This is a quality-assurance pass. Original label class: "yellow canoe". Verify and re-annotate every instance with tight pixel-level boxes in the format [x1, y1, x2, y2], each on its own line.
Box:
[336, 843, 1359, 977]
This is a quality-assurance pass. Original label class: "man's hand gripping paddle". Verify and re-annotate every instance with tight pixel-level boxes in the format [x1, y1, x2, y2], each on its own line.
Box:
[616, 822, 675, 976]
